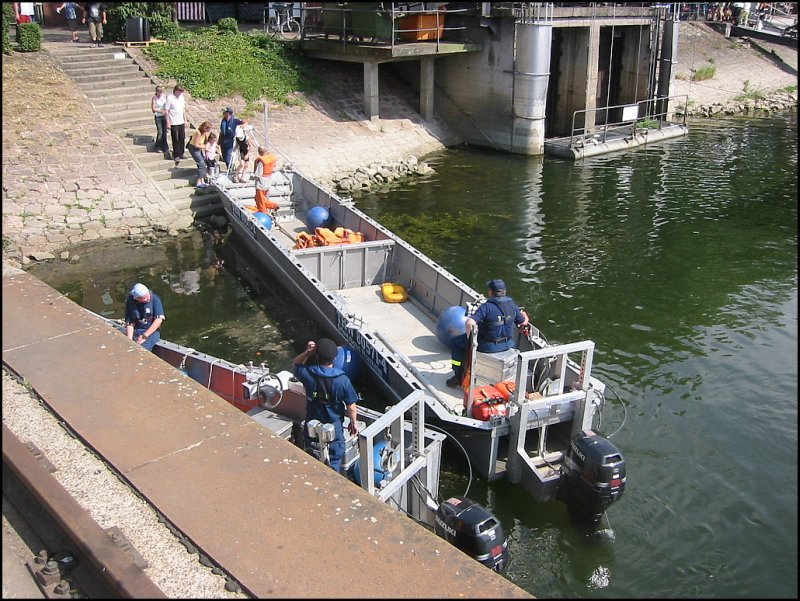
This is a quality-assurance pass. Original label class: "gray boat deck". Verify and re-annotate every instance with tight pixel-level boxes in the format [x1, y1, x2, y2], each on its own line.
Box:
[337, 285, 464, 414]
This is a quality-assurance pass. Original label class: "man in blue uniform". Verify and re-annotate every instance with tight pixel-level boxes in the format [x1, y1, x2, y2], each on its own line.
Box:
[124, 283, 165, 352]
[293, 338, 359, 472]
[447, 279, 529, 388]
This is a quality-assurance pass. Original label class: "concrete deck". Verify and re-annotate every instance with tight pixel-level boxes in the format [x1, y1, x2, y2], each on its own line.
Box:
[2, 266, 530, 598]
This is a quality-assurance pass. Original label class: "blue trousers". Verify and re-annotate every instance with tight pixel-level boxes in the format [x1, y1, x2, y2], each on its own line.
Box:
[134, 328, 160, 352]
[450, 333, 515, 369]
[154, 115, 169, 151]
[303, 400, 346, 472]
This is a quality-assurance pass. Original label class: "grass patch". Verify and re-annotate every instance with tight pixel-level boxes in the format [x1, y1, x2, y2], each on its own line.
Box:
[733, 89, 767, 101]
[636, 118, 660, 129]
[144, 27, 320, 103]
[776, 84, 797, 93]
[691, 65, 716, 81]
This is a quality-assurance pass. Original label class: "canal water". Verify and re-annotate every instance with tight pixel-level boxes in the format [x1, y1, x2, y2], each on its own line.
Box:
[29, 111, 797, 598]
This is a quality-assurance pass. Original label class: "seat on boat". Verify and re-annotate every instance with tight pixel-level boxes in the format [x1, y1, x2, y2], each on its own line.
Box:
[381, 282, 408, 303]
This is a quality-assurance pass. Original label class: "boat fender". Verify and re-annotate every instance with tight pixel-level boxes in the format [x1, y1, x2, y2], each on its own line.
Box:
[381, 282, 408, 303]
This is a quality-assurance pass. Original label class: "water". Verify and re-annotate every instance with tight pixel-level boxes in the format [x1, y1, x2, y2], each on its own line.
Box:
[29, 112, 798, 598]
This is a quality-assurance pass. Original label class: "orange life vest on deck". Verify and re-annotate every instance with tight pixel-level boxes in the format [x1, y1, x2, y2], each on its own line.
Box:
[294, 231, 319, 249]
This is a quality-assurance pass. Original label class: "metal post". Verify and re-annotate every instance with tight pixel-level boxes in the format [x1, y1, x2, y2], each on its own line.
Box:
[264, 100, 269, 146]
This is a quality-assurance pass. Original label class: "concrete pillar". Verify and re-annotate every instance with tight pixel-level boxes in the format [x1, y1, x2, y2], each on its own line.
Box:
[420, 57, 434, 121]
[584, 23, 601, 133]
[656, 17, 680, 120]
[364, 62, 379, 121]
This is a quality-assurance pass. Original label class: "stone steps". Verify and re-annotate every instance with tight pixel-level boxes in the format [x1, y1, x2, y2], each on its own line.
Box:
[49, 45, 217, 222]
[60, 62, 140, 77]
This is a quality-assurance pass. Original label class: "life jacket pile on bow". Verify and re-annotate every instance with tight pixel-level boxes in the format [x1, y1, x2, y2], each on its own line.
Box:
[294, 227, 366, 249]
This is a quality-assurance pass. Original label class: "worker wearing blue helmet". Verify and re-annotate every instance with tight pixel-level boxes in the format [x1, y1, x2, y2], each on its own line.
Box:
[447, 279, 529, 388]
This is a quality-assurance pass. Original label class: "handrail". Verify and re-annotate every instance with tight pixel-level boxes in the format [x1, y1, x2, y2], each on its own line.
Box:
[567, 94, 689, 149]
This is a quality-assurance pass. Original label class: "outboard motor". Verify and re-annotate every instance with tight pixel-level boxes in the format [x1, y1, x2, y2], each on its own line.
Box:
[434, 496, 509, 572]
[560, 429, 626, 525]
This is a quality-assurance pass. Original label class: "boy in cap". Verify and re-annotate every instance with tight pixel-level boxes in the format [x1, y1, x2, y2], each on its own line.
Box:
[125, 283, 166, 352]
[447, 279, 529, 388]
[292, 338, 359, 472]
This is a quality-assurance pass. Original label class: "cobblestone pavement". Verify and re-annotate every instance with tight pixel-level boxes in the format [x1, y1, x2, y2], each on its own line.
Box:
[1, 49, 191, 261]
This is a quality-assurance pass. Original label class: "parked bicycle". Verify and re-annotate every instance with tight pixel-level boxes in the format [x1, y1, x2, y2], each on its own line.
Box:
[265, 2, 301, 40]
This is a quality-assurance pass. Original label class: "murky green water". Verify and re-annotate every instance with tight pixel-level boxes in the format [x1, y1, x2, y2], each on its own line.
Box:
[30, 111, 797, 598]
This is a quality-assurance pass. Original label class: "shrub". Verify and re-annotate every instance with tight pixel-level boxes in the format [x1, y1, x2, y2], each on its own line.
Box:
[2, 2, 14, 54]
[217, 17, 239, 33]
[106, 2, 174, 42]
[148, 14, 184, 40]
[16, 23, 41, 52]
[691, 65, 716, 81]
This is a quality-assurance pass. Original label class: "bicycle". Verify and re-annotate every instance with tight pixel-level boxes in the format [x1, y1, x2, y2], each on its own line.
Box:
[265, 2, 301, 40]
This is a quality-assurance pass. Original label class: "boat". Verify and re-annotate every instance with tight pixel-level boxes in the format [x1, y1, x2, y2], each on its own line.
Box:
[101, 317, 510, 571]
[210, 153, 627, 526]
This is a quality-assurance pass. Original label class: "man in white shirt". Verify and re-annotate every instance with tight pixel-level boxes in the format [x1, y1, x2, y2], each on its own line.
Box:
[164, 84, 187, 163]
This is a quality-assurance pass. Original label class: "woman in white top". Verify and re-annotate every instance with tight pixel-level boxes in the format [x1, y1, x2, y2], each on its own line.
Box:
[151, 85, 169, 153]
[232, 119, 251, 183]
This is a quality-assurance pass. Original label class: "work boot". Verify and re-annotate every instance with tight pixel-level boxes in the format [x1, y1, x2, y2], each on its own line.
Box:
[445, 368, 463, 388]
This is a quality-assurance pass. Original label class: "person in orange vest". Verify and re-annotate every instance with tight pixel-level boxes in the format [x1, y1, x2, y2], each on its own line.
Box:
[254, 146, 280, 213]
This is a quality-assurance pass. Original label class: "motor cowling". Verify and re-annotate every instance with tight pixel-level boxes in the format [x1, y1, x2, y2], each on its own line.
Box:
[434, 496, 509, 572]
[560, 430, 626, 525]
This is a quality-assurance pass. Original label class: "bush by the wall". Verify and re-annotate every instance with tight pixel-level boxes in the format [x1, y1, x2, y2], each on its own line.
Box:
[16, 22, 41, 52]
[106, 2, 174, 42]
[217, 17, 239, 33]
[3, 2, 15, 54]
[148, 14, 184, 40]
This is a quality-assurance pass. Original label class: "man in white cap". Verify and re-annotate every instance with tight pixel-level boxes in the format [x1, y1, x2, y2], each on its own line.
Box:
[124, 283, 166, 352]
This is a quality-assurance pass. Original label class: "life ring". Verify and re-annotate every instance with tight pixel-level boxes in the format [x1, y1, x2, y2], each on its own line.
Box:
[381, 282, 408, 303]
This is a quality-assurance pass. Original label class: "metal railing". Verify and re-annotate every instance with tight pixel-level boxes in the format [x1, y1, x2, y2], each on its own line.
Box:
[567, 94, 688, 149]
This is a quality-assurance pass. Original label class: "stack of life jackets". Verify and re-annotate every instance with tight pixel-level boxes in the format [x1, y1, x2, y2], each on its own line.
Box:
[294, 227, 365, 249]
[466, 380, 516, 421]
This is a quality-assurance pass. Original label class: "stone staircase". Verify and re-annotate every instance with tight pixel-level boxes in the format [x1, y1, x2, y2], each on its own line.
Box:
[47, 44, 222, 219]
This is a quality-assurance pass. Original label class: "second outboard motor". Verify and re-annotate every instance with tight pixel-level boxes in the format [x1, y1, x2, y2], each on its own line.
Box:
[434, 496, 509, 572]
[560, 429, 626, 525]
